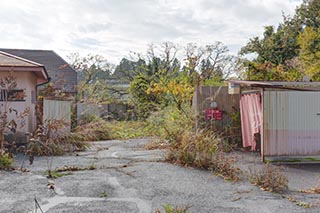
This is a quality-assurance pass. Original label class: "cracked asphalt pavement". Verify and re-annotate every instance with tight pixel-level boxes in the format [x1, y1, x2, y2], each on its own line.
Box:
[0, 138, 319, 212]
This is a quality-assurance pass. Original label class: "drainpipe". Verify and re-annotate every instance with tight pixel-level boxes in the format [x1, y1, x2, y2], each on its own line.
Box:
[35, 77, 51, 127]
[36, 77, 51, 89]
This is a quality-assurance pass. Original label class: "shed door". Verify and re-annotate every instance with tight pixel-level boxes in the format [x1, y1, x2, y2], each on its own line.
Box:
[263, 91, 320, 156]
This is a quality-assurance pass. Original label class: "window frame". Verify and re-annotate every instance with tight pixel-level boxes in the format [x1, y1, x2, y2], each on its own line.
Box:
[0, 89, 26, 102]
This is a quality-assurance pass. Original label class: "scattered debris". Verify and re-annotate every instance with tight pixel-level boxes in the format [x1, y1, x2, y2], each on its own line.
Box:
[285, 196, 311, 208]
[300, 187, 320, 194]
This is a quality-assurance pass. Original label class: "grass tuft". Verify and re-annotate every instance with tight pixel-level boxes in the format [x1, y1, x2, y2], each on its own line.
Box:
[155, 204, 192, 213]
[249, 163, 288, 193]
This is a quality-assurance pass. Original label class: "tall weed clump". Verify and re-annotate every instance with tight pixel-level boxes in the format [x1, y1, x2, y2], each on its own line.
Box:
[146, 103, 240, 181]
[74, 120, 112, 141]
[165, 127, 240, 181]
[146, 105, 194, 143]
[27, 119, 89, 156]
[249, 163, 288, 193]
[0, 151, 13, 169]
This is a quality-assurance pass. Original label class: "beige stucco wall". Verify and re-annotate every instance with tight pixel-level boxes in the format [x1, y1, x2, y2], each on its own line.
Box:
[0, 71, 37, 133]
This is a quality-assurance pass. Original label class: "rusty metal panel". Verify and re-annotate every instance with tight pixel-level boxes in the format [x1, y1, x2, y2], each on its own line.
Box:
[192, 86, 239, 115]
[43, 99, 71, 131]
[263, 91, 320, 156]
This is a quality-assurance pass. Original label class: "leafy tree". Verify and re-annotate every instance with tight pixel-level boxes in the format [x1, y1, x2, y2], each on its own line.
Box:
[68, 53, 111, 83]
[295, 0, 320, 29]
[112, 58, 146, 82]
[184, 42, 237, 85]
[147, 77, 194, 113]
[298, 27, 320, 80]
[240, 0, 320, 81]
[129, 74, 159, 119]
[128, 43, 182, 117]
[68, 53, 113, 103]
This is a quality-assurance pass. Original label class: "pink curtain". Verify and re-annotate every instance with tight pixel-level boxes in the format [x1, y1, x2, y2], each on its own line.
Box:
[240, 93, 262, 151]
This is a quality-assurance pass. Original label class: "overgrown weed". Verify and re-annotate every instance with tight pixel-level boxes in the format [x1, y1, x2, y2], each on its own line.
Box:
[45, 164, 96, 179]
[166, 129, 240, 181]
[26, 119, 89, 156]
[44, 170, 73, 179]
[0, 151, 13, 169]
[249, 163, 288, 193]
[75, 119, 150, 141]
[155, 204, 192, 213]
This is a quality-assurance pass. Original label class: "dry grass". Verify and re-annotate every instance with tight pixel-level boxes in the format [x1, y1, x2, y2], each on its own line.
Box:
[166, 129, 240, 181]
[155, 204, 192, 213]
[300, 186, 320, 194]
[74, 120, 150, 141]
[249, 163, 288, 193]
[144, 140, 170, 150]
[74, 121, 112, 141]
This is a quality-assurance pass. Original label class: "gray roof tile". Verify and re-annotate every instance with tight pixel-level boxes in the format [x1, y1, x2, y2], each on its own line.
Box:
[0, 49, 77, 93]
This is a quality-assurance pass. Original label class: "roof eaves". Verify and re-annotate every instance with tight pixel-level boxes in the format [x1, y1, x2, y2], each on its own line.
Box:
[0, 51, 45, 67]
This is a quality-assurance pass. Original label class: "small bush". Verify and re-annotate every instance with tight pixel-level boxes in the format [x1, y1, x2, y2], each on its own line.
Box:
[249, 163, 288, 193]
[26, 119, 89, 156]
[146, 105, 194, 143]
[74, 120, 149, 141]
[214, 152, 240, 181]
[78, 113, 102, 125]
[0, 151, 13, 169]
[75, 121, 112, 141]
[107, 121, 150, 139]
[167, 129, 240, 181]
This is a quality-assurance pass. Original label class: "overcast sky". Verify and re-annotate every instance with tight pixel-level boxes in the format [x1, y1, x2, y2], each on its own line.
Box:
[0, 0, 302, 64]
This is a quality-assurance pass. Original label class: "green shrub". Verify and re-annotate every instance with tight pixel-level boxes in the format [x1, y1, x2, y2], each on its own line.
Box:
[0, 151, 13, 169]
[146, 105, 194, 142]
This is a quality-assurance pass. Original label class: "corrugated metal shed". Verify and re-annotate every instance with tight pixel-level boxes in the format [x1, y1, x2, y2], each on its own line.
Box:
[228, 80, 320, 161]
[263, 91, 320, 157]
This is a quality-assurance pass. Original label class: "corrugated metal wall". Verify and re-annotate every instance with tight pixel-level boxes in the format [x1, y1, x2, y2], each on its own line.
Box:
[43, 99, 71, 130]
[263, 91, 320, 156]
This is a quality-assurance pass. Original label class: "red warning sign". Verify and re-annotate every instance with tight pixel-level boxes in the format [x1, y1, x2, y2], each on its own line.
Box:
[205, 109, 222, 121]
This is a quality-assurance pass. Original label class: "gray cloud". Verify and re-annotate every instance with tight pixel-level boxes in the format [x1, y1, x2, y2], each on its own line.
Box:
[0, 0, 302, 63]
[78, 22, 112, 33]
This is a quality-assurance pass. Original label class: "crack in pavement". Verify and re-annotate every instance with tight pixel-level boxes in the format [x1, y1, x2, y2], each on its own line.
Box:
[35, 196, 105, 212]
